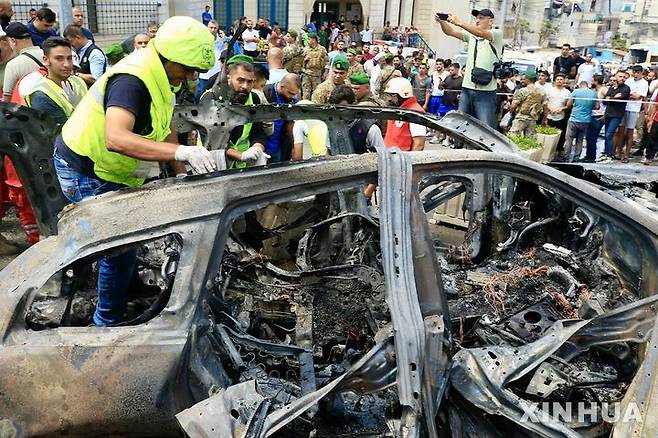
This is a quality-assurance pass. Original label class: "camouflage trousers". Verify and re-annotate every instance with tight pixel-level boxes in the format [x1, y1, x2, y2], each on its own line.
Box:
[302, 72, 323, 100]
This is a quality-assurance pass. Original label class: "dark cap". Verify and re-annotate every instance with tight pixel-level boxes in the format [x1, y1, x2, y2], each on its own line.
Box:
[631, 65, 644, 72]
[5, 22, 31, 39]
[472, 8, 495, 18]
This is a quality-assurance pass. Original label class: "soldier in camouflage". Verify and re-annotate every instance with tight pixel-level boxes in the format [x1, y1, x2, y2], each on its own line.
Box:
[311, 55, 349, 104]
[283, 30, 304, 74]
[345, 48, 365, 84]
[301, 33, 328, 100]
[350, 72, 382, 106]
[509, 71, 545, 138]
[376, 53, 402, 96]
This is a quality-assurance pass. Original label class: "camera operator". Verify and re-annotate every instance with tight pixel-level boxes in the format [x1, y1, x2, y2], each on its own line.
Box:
[435, 9, 504, 129]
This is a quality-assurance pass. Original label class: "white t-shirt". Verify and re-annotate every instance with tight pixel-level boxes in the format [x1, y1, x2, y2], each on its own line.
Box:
[360, 29, 373, 43]
[576, 62, 597, 85]
[626, 78, 648, 113]
[370, 64, 381, 94]
[545, 86, 572, 121]
[242, 29, 259, 51]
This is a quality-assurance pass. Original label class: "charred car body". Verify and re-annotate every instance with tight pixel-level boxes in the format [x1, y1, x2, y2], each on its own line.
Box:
[0, 101, 657, 437]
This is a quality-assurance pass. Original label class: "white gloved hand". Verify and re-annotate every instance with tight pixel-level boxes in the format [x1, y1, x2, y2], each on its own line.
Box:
[254, 153, 269, 166]
[240, 145, 265, 162]
[174, 145, 217, 174]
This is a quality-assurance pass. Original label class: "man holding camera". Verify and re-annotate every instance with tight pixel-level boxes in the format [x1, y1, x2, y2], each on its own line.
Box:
[435, 9, 504, 129]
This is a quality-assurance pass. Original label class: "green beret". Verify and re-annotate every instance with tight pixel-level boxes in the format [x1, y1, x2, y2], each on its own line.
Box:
[288, 29, 298, 38]
[226, 54, 254, 66]
[347, 48, 357, 55]
[350, 72, 369, 85]
[105, 43, 124, 58]
[525, 69, 537, 80]
[308, 32, 318, 39]
[385, 52, 395, 61]
[332, 55, 349, 71]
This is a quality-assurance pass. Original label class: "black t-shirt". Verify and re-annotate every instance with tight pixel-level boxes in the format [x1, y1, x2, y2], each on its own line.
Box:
[256, 25, 272, 40]
[56, 74, 155, 178]
[443, 75, 464, 108]
[604, 83, 631, 118]
[554, 56, 577, 79]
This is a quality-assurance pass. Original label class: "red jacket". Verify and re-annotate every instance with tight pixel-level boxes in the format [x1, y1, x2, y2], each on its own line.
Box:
[384, 96, 425, 151]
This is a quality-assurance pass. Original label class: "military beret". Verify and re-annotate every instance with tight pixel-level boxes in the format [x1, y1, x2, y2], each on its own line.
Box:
[350, 72, 370, 85]
[226, 54, 254, 66]
[525, 70, 537, 80]
[332, 55, 349, 71]
[347, 48, 357, 55]
[308, 32, 318, 39]
[105, 43, 124, 58]
[385, 52, 395, 61]
[288, 29, 298, 38]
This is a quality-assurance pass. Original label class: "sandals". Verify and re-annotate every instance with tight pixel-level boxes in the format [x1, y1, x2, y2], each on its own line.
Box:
[621, 157, 629, 163]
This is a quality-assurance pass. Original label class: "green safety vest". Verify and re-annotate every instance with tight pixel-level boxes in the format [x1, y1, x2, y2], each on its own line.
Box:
[61, 43, 174, 186]
[25, 75, 87, 117]
[227, 92, 253, 169]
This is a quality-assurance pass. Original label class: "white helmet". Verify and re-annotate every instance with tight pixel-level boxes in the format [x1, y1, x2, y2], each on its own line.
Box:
[384, 77, 414, 99]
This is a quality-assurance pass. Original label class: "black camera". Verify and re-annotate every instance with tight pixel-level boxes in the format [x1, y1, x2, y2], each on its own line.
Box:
[436, 12, 449, 20]
[494, 61, 515, 79]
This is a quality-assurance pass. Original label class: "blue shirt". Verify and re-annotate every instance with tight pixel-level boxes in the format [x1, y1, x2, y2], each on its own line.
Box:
[202, 12, 213, 26]
[27, 22, 58, 48]
[81, 27, 95, 43]
[569, 88, 597, 123]
[308, 22, 317, 33]
[78, 40, 107, 80]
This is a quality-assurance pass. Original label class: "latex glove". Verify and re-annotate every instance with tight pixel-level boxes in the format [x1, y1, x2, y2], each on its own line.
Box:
[254, 153, 269, 166]
[209, 149, 227, 171]
[240, 145, 266, 162]
[174, 145, 217, 174]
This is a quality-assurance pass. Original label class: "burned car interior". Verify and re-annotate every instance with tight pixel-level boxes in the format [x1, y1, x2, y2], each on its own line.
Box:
[1, 102, 658, 437]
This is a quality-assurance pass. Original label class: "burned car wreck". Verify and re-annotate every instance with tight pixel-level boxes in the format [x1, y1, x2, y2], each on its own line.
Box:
[0, 102, 657, 437]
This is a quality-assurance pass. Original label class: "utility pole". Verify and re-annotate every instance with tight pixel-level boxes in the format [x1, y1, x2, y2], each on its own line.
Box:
[59, 0, 74, 30]
[513, 0, 523, 48]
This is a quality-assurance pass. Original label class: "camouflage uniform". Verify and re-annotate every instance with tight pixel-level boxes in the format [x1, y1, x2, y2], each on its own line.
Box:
[302, 45, 328, 100]
[510, 83, 545, 138]
[311, 79, 337, 104]
[283, 43, 304, 74]
[346, 62, 365, 83]
[357, 92, 382, 107]
[376, 65, 401, 96]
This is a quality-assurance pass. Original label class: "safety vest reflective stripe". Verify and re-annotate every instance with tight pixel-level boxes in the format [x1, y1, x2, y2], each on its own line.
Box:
[228, 93, 254, 169]
[61, 43, 173, 187]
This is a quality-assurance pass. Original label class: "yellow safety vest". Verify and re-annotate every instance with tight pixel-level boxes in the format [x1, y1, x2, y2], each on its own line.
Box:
[25, 75, 87, 117]
[61, 43, 174, 186]
[227, 92, 253, 169]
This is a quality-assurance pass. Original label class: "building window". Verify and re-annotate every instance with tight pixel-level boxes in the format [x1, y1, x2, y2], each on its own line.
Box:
[258, 0, 289, 29]
[214, 0, 244, 31]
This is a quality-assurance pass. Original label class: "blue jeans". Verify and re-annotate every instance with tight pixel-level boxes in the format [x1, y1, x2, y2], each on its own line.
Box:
[53, 153, 136, 326]
[458, 88, 498, 129]
[604, 117, 623, 157]
[586, 116, 604, 161]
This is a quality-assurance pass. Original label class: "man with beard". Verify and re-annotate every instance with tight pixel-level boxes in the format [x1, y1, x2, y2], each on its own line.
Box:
[375, 52, 401, 96]
[263, 73, 300, 161]
[241, 19, 260, 58]
[0, 0, 12, 31]
[52, 17, 217, 326]
[393, 55, 408, 78]
[383, 77, 426, 151]
[222, 54, 270, 168]
[312, 54, 348, 104]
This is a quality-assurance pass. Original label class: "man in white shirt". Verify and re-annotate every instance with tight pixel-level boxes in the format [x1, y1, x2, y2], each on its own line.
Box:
[542, 73, 572, 158]
[360, 26, 373, 44]
[197, 19, 225, 102]
[575, 53, 597, 86]
[265, 47, 288, 84]
[619, 65, 648, 161]
[241, 19, 259, 58]
[369, 52, 385, 95]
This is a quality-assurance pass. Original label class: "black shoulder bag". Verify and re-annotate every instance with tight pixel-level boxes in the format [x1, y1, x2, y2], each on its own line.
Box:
[470, 39, 493, 85]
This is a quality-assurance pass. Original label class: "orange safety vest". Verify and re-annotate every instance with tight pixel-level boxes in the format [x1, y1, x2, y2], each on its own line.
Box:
[383, 96, 425, 151]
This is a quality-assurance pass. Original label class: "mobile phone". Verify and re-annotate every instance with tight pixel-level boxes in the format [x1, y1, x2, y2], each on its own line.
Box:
[436, 12, 449, 20]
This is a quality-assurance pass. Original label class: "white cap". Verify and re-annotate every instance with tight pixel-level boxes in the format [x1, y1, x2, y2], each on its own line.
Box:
[374, 52, 385, 62]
